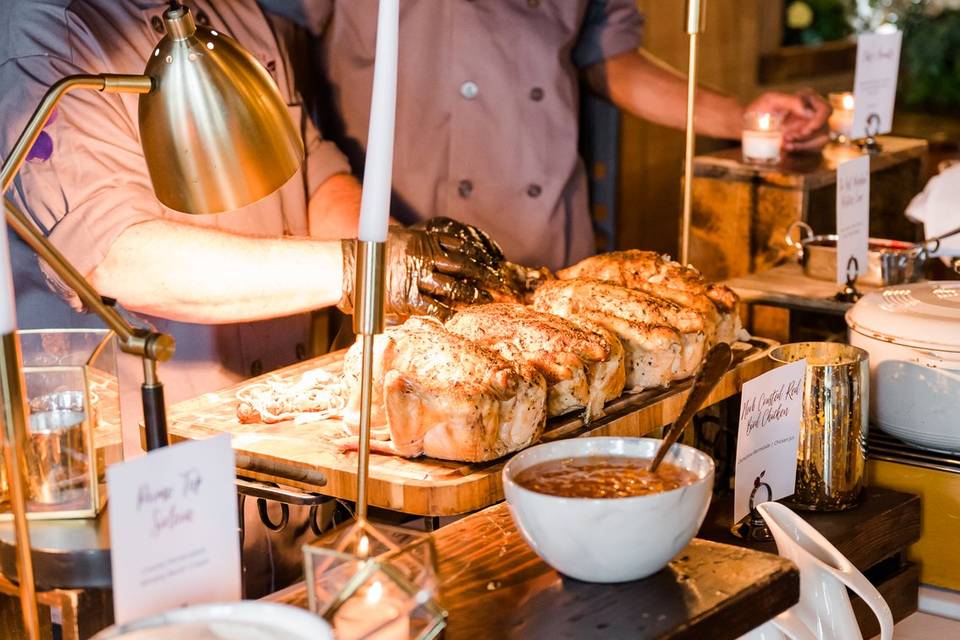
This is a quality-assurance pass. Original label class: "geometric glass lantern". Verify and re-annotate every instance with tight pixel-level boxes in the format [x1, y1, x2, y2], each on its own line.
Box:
[304, 521, 446, 640]
[0, 329, 119, 520]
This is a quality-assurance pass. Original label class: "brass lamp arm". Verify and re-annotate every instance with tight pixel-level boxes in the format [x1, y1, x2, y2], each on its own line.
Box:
[1, 74, 153, 193]
[1, 73, 174, 453]
[2, 198, 173, 362]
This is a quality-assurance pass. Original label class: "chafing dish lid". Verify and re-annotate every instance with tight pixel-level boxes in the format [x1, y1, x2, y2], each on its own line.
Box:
[845, 282, 960, 353]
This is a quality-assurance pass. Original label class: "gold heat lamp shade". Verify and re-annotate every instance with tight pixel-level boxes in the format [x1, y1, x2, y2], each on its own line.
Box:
[138, 6, 304, 214]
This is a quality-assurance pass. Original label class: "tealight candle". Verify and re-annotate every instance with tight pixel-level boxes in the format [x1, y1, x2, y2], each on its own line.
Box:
[828, 92, 855, 143]
[334, 580, 410, 640]
[741, 112, 783, 165]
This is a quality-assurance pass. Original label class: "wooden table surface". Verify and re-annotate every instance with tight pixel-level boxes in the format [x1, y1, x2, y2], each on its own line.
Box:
[724, 263, 879, 316]
[268, 503, 799, 640]
[166, 340, 777, 516]
[694, 136, 928, 190]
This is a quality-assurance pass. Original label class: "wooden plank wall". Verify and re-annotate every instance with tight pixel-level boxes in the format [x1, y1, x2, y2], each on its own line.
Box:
[617, 1, 855, 257]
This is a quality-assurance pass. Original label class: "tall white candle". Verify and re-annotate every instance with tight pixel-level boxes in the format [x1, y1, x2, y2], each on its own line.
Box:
[357, 0, 400, 243]
[0, 216, 18, 334]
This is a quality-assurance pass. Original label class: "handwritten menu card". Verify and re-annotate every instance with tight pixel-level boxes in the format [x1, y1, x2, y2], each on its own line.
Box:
[852, 32, 903, 139]
[836, 154, 871, 285]
[734, 360, 806, 523]
[107, 434, 241, 624]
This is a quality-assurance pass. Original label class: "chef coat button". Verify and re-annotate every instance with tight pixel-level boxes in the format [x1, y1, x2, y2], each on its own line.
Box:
[250, 359, 263, 377]
[151, 15, 165, 34]
[458, 180, 474, 198]
[296, 343, 307, 361]
[527, 184, 542, 198]
[195, 10, 210, 26]
[527, 0, 541, 8]
[460, 81, 479, 100]
[530, 87, 544, 102]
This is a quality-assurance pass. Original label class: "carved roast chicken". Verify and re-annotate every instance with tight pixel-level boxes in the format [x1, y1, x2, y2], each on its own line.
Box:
[446, 304, 625, 421]
[342, 317, 547, 462]
[557, 250, 741, 345]
[533, 279, 707, 388]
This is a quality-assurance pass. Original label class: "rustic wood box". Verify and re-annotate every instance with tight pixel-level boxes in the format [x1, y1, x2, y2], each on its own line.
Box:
[690, 136, 928, 283]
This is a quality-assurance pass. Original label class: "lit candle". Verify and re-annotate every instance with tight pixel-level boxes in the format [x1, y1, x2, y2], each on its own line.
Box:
[357, 0, 399, 243]
[0, 214, 17, 334]
[334, 580, 410, 640]
[828, 92, 855, 143]
[742, 112, 783, 165]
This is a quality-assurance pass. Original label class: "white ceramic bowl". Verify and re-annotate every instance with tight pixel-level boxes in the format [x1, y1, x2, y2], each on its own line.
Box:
[503, 437, 715, 583]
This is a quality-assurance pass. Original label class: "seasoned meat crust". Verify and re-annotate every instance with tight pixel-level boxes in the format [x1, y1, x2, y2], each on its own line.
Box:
[342, 317, 547, 462]
[557, 250, 741, 344]
[532, 278, 706, 380]
[447, 303, 625, 421]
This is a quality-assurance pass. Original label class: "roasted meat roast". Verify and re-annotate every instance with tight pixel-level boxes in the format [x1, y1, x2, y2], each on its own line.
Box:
[341, 317, 547, 462]
[446, 303, 625, 421]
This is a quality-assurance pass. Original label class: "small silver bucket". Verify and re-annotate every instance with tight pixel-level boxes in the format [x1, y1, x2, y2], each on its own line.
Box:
[770, 342, 869, 511]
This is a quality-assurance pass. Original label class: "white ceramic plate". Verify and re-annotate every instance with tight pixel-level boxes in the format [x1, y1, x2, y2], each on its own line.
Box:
[91, 602, 333, 640]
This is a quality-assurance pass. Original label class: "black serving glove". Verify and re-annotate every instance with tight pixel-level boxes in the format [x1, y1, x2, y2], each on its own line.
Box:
[339, 227, 499, 320]
[413, 216, 507, 267]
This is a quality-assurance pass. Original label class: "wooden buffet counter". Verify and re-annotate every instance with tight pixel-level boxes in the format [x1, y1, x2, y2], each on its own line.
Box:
[165, 339, 777, 517]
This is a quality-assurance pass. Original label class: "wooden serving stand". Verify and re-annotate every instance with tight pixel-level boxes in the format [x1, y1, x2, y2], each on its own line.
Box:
[268, 503, 799, 640]
[166, 339, 777, 517]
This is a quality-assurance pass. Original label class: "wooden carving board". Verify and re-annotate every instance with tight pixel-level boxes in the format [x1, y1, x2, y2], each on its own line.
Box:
[167, 339, 777, 516]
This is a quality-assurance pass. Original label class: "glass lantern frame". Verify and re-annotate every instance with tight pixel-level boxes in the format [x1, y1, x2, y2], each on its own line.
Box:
[0, 329, 120, 521]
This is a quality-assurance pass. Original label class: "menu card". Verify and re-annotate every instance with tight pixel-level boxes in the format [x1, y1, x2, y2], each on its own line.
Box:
[836, 154, 871, 285]
[734, 360, 806, 523]
[107, 434, 241, 624]
[852, 32, 903, 139]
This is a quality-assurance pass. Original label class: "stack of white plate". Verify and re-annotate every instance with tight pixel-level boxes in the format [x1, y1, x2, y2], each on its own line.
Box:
[92, 602, 333, 640]
[847, 282, 960, 454]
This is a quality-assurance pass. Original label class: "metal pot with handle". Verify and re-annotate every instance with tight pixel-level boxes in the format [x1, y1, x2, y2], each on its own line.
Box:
[785, 221, 928, 286]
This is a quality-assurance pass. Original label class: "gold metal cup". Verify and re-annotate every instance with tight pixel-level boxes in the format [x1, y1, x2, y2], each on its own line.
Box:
[25, 400, 88, 507]
[770, 342, 869, 511]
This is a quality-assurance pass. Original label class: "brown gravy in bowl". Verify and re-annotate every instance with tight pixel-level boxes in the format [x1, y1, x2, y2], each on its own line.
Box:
[514, 456, 698, 499]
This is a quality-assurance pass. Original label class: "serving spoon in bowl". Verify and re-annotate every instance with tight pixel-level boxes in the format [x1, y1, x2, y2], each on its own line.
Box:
[649, 342, 734, 473]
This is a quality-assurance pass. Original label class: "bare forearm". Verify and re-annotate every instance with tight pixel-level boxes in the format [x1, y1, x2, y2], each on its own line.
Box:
[308, 172, 362, 239]
[587, 50, 742, 139]
[90, 220, 343, 323]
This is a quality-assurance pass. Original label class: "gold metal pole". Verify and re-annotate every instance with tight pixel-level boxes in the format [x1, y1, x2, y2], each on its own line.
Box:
[680, 0, 707, 266]
[0, 332, 39, 639]
[351, 241, 386, 522]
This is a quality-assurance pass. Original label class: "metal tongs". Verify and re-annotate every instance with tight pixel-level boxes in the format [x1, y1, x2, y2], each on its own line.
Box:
[650, 343, 734, 473]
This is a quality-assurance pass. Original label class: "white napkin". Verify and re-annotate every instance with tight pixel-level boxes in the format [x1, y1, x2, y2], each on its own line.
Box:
[905, 162, 960, 258]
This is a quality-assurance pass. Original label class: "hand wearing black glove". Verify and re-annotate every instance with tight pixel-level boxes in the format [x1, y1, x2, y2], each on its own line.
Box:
[339, 228, 498, 320]
[412, 216, 507, 268]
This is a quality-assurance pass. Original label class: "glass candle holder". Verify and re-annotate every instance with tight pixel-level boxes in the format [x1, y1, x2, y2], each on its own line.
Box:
[828, 92, 855, 144]
[741, 112, 783, 165]
[0, 329, 121, 520]
[304, 521, 446, 640]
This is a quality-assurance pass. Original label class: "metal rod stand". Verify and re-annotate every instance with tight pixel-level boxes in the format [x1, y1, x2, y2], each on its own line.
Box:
[0, 332, 40, 638]
[680, 0, 707, 266]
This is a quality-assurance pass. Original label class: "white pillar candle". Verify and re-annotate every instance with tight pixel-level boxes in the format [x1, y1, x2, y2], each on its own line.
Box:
[357, 0, 400, 243]
[742, 112, 783, 165]
[0, 217, 18, 334]
[828, 92, 855, 141]
[334, 580, 410, 640]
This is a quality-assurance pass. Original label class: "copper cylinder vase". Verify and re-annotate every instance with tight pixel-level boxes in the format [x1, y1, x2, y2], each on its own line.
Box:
[770, 342, 869, 511]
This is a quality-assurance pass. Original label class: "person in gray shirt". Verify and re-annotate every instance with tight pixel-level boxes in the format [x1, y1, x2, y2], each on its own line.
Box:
[264, 0, 830, 271]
